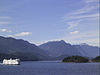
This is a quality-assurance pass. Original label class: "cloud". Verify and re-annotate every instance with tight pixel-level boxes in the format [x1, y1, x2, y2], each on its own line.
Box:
[70, 31, 79, 35]
[84, 0, 99, 3]
[67, 20, 82, 29]
[62, 0, 99, 21]
[64, 30, 99, 46]
[0, 29, 12, 33]
[66, 38, 99, 46]
[70, 4, 99, 15]
[63, 13, 99, 21]
[68, 13, 99, 20]
[0, 16, 12, 25]
[0, 22, 11, 25]
[0, 16, 12, 19]
[15, 32, 32, 37]
[8, 35, 14, 37]
[8, 32, 32, 37]
[67, 30, 99, 40]
[0, 29, 7, 32]
[62, 0, 99, 34]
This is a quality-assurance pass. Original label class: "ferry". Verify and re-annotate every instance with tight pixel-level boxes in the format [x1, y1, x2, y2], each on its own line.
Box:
[3, 58, 20, 65]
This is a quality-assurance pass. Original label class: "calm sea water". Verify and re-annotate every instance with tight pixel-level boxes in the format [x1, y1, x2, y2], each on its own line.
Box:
[0, 61, 99, 75]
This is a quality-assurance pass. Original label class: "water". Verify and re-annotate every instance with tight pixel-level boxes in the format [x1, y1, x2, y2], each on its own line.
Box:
[0, 61, 99, 75]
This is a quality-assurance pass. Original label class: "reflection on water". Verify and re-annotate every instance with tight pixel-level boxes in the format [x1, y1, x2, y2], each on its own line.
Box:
[0, 61, 99, 75]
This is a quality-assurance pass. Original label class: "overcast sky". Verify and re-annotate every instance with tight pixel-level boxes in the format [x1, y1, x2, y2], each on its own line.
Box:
[0, 0, 99, 46]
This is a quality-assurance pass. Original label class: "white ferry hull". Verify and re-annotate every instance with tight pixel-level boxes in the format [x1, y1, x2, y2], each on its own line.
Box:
[3, 59, 20, 65]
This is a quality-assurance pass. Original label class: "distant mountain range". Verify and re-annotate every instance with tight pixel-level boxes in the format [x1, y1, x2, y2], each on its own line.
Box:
[0, 36, 99, 61]
[39, 40, 81, 57]
[73, 43, 99, 58]
[39, 40, 99, 59]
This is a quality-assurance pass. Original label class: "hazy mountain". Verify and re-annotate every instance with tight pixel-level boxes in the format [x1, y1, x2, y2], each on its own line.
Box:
[39, 40, 81, 58]
[0, 36, 49, 61]
[39, 41, 99, 59]
[73, 43, 99, 58]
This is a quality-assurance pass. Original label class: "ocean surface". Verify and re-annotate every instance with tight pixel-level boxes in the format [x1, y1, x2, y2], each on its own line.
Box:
[0, 61, 99, 75]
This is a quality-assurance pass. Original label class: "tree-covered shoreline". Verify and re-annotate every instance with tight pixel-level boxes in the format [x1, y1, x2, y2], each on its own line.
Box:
[62, 56, 89, 63]
[92, 56, 100, 62]
[62, 56, 100, 63]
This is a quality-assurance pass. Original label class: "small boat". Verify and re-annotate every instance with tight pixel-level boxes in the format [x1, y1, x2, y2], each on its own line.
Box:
[3, 58, 20, 65]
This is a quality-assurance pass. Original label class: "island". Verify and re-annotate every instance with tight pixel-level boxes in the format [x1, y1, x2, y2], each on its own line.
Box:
[62, 56, 89, 63]
[92, 56, 100, 62]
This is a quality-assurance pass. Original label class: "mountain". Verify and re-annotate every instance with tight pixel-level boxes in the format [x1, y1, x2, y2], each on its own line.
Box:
[39, 40, 99, 59]
[0, 36, 49, 61]
[39, 40, 81, 59]
[73, 43, 99, 58]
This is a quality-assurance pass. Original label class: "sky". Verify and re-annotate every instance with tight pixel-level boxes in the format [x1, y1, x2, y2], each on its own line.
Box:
[0, 0, 99, 46]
